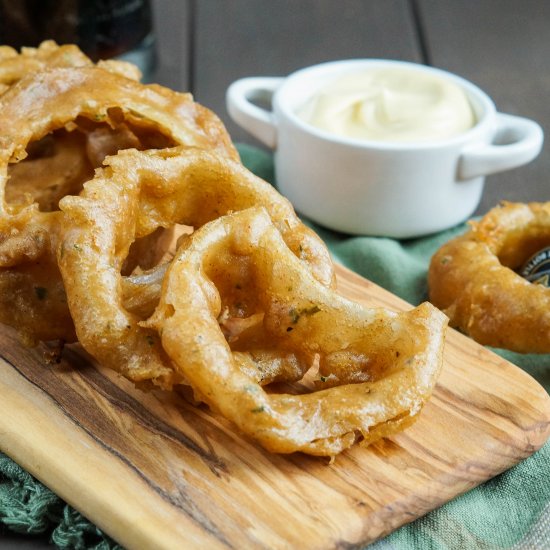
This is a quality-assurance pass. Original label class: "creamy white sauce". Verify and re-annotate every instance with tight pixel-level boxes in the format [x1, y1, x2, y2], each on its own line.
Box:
[297, 67, 476, 142]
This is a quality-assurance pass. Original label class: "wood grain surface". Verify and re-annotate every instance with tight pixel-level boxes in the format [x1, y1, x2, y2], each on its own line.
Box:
[0, 264, 549, 549]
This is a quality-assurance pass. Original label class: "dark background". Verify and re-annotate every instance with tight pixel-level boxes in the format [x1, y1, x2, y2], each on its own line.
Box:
[151, 0, 549, 216]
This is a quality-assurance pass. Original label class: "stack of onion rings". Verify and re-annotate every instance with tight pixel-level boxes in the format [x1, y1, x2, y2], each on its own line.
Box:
[0, 43, 447, 456]
[0, 61, 238, 343]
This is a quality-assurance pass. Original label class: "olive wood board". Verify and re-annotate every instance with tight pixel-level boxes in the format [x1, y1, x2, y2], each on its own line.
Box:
[0, 264, 549, 550]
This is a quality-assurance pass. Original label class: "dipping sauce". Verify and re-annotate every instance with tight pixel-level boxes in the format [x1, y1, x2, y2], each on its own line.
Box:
[297, 67, 476, 142]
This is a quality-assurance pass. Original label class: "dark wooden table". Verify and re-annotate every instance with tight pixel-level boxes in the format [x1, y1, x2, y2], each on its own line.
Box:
[153, 0, 549, 217]
[1, 1, 548, 548]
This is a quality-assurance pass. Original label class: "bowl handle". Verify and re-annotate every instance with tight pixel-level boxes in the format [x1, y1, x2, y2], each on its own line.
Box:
[226, 77, 283, 149]
[458, 113, 543, 180]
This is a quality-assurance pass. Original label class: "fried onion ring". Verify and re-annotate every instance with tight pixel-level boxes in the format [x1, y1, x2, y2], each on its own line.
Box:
[429, 201, 550, 353]
[56, 147, 335, 387]
[143, 207, 447, 456]
[0, 222, 76, 345]
[0, 65, 237, 231]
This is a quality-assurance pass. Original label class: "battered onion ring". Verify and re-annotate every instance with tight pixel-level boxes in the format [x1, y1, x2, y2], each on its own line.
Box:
[0, 66, 237, 227]
[429, 201, 550, 353]
[143, 208, 447, 456]
[57, 147, 335, 387]
[1, 42, 142, 214]
[0, 66, 237, 342]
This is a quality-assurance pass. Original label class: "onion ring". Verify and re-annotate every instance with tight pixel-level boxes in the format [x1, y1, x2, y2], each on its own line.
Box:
[429, 201, 550, 352]
[143, 207, 447, 455]
[0, 225, 76, 345]
[0, 65, 237, 231]
[105, 147, 334, 287]
[57, 147, 335, 387]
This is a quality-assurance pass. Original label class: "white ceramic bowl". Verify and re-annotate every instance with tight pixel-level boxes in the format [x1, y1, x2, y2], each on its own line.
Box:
[227, 60, 544, 238]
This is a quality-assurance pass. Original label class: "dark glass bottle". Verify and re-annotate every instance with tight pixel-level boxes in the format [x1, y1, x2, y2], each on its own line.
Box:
[0, 0, 156, 79]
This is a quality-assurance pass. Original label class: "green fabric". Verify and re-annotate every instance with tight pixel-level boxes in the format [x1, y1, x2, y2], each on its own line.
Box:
[1, 143, 548, 549]
[0, 454, 119, 549]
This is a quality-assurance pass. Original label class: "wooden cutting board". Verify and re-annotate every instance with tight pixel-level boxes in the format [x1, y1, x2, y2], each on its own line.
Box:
[1, 264, 549, 549]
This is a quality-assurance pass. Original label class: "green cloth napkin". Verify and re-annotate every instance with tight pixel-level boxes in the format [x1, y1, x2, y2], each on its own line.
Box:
[1, 144, 548, 549]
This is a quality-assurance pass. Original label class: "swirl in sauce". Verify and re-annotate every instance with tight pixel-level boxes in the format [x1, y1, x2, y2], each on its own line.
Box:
[297, 67, 476, 142]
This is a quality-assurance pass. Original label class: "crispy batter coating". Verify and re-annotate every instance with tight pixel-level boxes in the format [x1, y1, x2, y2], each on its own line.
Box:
[0, 65, 237, 175]
[143, 208, 447, 455]
[106, 147, 334, 286]
[0, 40, 140, 90]
[0, 216, 75, 345]
[0, 65, 238, 342]
[57, 147, 336, 387]
[429, 201, 550, 352]
[0, 42, 144, 222]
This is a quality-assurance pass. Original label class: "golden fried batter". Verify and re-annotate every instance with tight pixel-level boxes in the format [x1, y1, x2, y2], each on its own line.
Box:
[6, 130, 94, 211]
[143, 208, 447, 455]
[429, 201, 550, 352]
[0, 40, 140, 90]
[0, 45, 447, 456]
[56, 147, 336, 388]
[0, 65, 238, 342]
